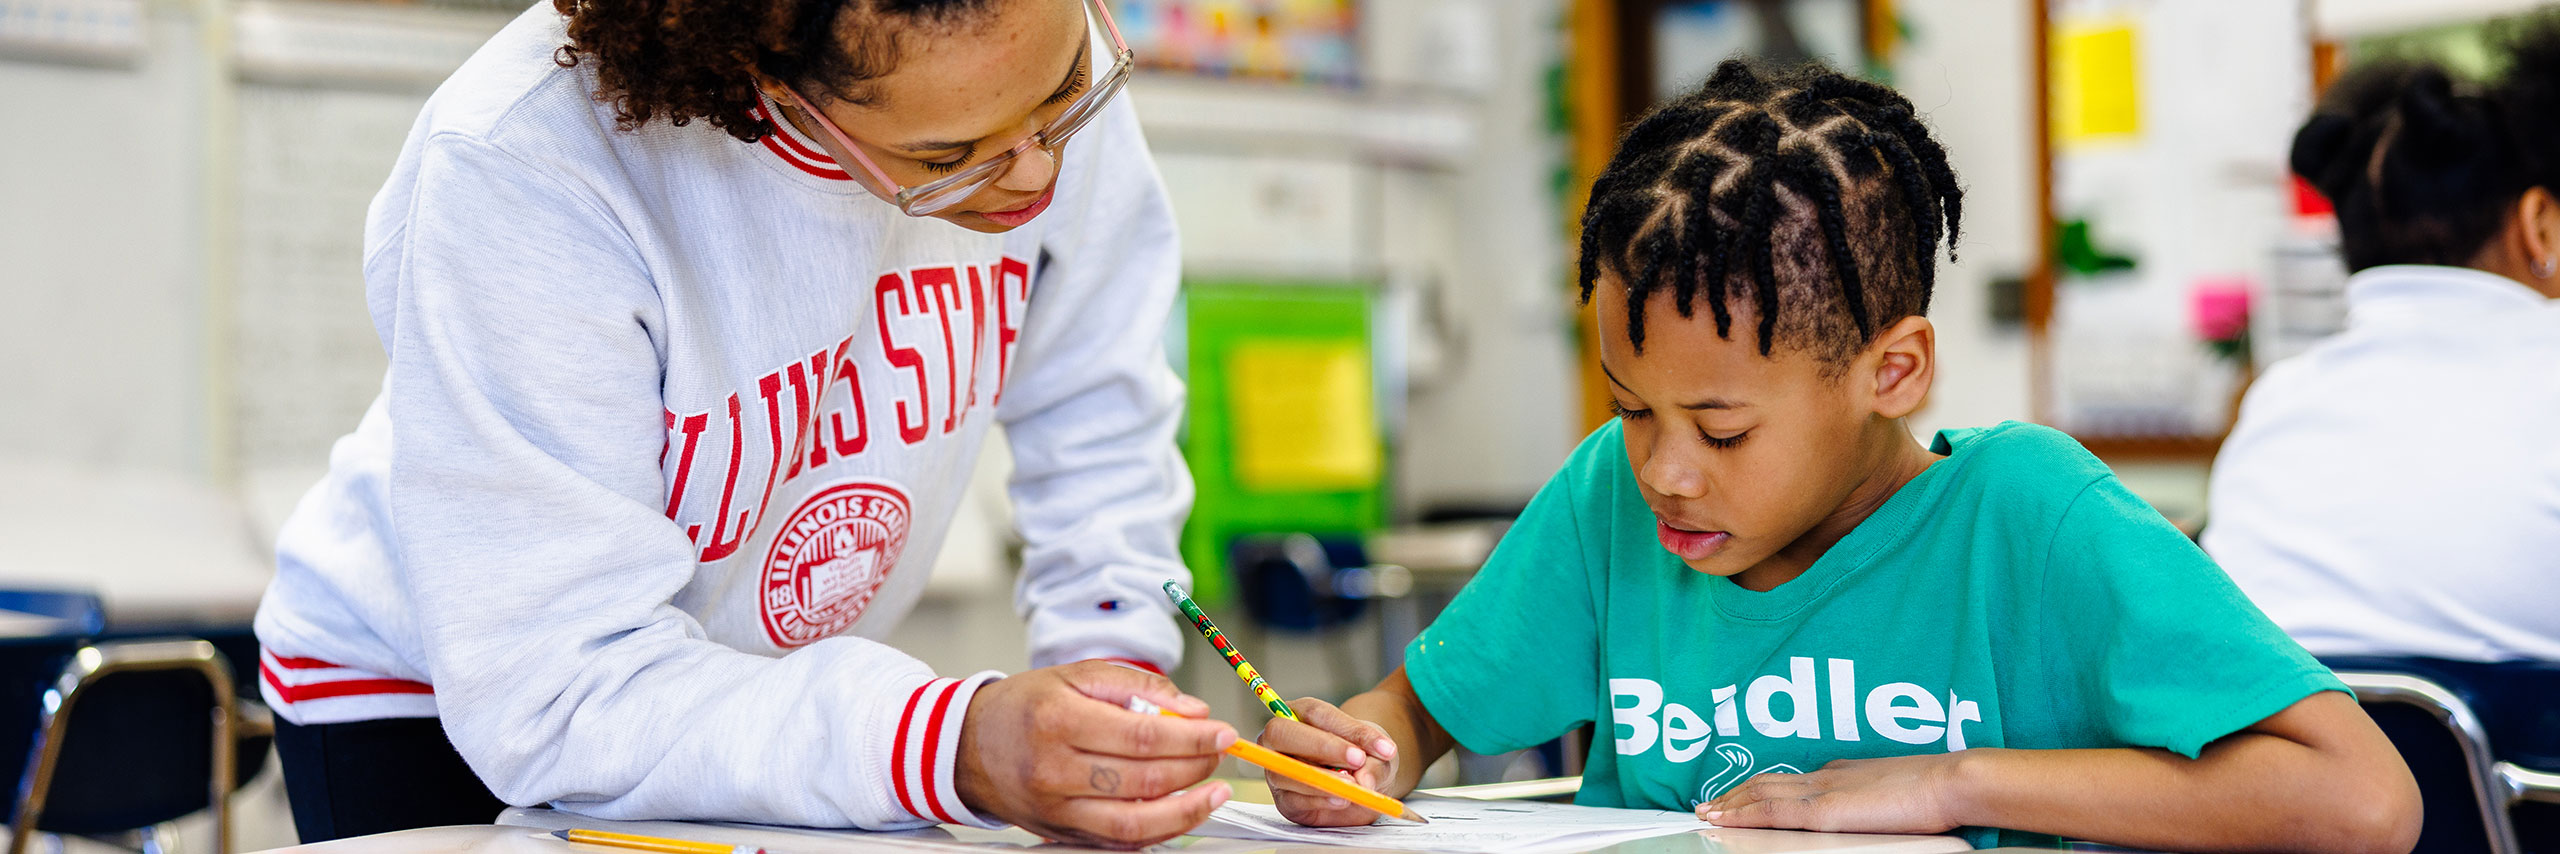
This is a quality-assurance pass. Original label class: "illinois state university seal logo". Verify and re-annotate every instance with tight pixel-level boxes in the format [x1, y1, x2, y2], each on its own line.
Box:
[761, 480, 913, 648]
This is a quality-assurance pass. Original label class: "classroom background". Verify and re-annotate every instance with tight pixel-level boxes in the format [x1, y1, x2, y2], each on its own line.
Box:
[0, 0, 2541, 850]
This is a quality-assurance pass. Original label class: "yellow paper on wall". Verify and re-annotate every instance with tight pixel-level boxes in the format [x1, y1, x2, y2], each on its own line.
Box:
[2053, 18, 2141, 144]
[1226, 340, 1380, 491]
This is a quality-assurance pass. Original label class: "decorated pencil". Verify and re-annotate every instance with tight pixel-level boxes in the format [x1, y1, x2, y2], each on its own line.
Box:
[1162, 580, 1300, 721]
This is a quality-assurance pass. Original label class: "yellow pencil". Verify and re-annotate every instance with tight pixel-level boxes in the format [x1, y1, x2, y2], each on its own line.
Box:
[1127, 698, 1428, 824]
[552, 829, 760, 854]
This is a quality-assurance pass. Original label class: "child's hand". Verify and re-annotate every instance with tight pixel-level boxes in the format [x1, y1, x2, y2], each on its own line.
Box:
[1257, 697, 1403, 827]
[1698, 752, 1968, 834]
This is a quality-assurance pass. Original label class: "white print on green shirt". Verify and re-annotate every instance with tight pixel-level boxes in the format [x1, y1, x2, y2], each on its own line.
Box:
[1610, 656, 1983, 760]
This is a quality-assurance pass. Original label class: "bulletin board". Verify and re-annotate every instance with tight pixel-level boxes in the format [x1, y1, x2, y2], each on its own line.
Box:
[2028, 0, 2319, 459]
[1116, 0, 1357, 86]
[1649, 0, 1869, 98]
[1566, 0, 1887, 434]
[1179, 281, 1386, 606]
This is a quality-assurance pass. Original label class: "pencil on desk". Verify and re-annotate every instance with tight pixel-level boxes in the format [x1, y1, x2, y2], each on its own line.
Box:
[1162, 580, 1299, 721]
[552, 828, 760, 854]
[1127, 697, 1428, 824]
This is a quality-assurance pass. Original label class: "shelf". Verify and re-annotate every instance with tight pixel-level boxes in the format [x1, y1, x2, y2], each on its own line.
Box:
[0, 0, 143, 66]
[232, 0, 512, 89]
[216, 11, 1484, 167]
[1129, 72, 1478, 169]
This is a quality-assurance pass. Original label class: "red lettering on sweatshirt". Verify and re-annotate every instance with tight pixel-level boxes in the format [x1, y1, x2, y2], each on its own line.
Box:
[993, 256, 1030, 405]
[823, 336, 870, 462]
[665, 410, 711, 535]
[697, 393, 752, 561]
[963, 265, 988, 413]
[914, 266, 964, 435]
[782, 357, 818, 481]
[705, 368, 794, 561]
[876, 272, 932, 445]
[659, 253, 1030, 566]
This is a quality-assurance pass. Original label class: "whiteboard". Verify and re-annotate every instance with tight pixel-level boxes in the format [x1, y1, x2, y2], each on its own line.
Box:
[228, 84, 421, 470]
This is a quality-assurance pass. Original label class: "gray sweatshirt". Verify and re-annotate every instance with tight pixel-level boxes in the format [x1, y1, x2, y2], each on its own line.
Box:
[253, 3, 1192, 831]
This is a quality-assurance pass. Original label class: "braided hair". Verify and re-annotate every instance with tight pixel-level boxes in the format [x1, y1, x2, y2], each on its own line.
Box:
[1577, 60, 1963, 372]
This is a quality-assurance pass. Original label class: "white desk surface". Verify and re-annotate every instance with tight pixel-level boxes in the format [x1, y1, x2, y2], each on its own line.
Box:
[0, 460, 276, 627]
[249, 805, 1981, 854]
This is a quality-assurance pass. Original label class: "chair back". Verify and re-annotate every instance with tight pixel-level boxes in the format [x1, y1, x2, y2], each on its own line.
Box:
[32, 655, 224, 834]
[4, 640, 238, 854]
[0, 592, 105, 838]
[2336, 670, 2521, 854]
[1232, 533, 1391, 632]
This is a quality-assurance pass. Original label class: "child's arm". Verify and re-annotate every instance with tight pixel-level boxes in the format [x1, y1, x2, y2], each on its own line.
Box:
[1256, 667, 1459, 827]
[1704, 691, 2421, 854]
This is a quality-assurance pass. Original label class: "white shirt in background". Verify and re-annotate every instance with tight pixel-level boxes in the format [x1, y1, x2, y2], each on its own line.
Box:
[2205, 264, 2560, 662]
[253, 3, 1191, 830]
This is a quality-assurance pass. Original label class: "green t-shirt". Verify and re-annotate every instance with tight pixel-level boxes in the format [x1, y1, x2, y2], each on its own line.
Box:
[1406, 420, 2343, 844]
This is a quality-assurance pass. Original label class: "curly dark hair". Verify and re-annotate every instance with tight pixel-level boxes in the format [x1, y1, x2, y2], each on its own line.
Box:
[553, 0, 995, 143]
[2292, 60, 2526, 272]
[2291, 9, 2560, 273]
[1577, 59, 1963, 371]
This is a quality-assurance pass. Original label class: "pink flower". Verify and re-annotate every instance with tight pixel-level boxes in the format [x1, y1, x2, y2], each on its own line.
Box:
[2192, 278, 2252, 342]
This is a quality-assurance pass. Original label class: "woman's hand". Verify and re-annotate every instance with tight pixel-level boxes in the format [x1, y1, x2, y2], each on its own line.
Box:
[953, 661, 1237, 849]
[1256, 697, 1405, 827]
[1699, 752, 1970, 835]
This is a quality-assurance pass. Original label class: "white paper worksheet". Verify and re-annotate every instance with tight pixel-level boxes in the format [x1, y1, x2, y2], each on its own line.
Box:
[1189, 796, 1707, 853]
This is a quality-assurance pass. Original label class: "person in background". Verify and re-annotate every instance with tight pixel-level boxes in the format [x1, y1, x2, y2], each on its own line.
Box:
[2205, 17, 2560, 667]
[2206, 27, 2560, 845]
[252, 0, 1237, 847]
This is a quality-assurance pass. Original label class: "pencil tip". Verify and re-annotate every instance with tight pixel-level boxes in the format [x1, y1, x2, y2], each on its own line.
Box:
[550, 830, 570, 840]
[1401, 810, 1430, 824]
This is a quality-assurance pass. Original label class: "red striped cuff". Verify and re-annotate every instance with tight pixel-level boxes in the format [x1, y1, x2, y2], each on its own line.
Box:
[890, 671, 1004, 828]
[258, 650, 434, 704]
[1093, 657, 1165, 675]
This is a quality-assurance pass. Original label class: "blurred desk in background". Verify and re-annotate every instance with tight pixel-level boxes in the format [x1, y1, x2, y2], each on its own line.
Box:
[0, 460, 271, 630]
[1368, 522, 1506, 581]
[1366, 521, 1507, 672]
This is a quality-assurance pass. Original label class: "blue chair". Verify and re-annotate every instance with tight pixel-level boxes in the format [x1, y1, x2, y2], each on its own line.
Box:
[0, 590, 272, 854]
[0, 592, 105, 639]
[1230, 532, 1410, 634]
[2335, 668, 2560, 854]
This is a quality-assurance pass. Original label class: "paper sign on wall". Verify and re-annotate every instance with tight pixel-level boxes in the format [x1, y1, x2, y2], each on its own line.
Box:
[2053, 18, 2142, 144]
[1226, 340, 1380, 491]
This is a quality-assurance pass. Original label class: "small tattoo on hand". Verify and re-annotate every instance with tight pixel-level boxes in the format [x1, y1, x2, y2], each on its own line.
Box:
[1091, 766, 1122, 794]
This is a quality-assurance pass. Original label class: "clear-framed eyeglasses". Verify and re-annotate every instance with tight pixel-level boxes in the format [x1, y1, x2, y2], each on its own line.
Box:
[777, 0, 1133, 217]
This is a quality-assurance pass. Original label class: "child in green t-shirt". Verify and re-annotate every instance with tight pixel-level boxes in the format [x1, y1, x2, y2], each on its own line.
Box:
[1257, 60, 2420, 851]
